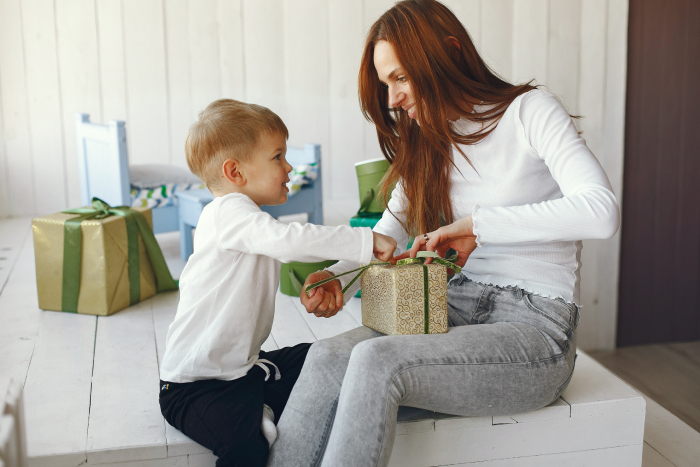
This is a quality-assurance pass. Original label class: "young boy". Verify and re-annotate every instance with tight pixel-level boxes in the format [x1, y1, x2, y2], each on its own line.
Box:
[158, 99, 396, 467]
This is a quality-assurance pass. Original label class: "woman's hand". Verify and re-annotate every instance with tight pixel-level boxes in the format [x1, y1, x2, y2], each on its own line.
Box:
[373, 231, 398, 263]
[300, 270, 344, 318]
[396, 215, 478, 267]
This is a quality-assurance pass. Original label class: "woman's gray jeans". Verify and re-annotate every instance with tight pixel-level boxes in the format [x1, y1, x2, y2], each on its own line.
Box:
[267, 276, 579, 467]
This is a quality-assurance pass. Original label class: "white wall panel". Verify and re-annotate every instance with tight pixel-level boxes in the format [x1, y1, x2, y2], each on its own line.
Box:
[55, 0, 102, 207]
[576, 0, 608, 348]
[548, 0, 580, 114]
[481, 0, 514, 81]
[0, 0, 630, 350]
[243, 0, 287, 121]
[363, 0, 396, 28]
[283, 0, 329, 147]
[283, 0, 331, 211]
[0, 0, 36, 216]
[328, 0, 365, 207]
[598, 0, 629, 349]
[96, 0, 128, 123]
[361, 0, 395, 178]
[0, 69, 7, 216]
[21, 0, 66, 214]
[164, 0, 192, 168]
[122, 0, 170, 165]
[188, 0, 221, 119]
[217, 0, 246, 101]
[443, 0, 482, 50]
[513, 0, 548, 85]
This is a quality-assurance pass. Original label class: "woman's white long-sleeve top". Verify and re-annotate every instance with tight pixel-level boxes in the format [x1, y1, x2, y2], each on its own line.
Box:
[328, 89, 620, 305]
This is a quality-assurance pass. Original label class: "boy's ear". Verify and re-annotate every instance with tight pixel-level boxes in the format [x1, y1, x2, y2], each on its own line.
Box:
[222, 159, 246, 186]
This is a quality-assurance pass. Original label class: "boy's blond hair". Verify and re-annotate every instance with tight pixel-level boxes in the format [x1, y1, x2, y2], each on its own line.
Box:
[185, 99, 288, 188]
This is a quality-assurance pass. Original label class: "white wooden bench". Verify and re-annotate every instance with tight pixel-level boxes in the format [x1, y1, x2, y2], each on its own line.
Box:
[0, 222, 653, 466]
[17, 296, 647, 467]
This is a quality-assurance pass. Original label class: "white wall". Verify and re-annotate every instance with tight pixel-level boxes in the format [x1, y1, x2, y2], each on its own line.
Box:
[0, 0, 628, 350]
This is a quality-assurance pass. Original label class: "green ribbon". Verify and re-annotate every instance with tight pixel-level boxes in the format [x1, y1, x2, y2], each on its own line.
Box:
[304, 251, 461, 334]
[60, 197, 178, 313]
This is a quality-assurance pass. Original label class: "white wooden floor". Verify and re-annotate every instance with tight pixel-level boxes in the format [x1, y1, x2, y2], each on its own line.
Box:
[1, 218, 699, 467]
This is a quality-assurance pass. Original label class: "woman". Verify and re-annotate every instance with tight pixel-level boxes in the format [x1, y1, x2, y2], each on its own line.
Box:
[269, 1, 619, 466]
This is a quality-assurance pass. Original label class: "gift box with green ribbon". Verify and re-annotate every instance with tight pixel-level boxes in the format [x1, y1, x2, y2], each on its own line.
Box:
[306, 251, 460, 335]
[32, 198, 178, 316]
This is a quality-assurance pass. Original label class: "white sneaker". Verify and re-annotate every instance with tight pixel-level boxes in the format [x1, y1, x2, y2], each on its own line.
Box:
[261, 404, 277, 447]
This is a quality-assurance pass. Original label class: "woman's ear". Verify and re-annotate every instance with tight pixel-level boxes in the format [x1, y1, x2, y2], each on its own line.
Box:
[222, 159, 246, 186]
[444, 36, 461, 61]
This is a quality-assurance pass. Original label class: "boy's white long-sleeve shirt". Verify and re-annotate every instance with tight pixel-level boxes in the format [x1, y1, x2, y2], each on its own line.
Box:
[160, 193, 373, 383]
[329, 89, 620, 305]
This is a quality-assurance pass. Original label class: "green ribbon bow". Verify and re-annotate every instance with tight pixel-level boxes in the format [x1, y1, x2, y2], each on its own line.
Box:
[61, 197, 178, 313]
[305, 251, 462, 334]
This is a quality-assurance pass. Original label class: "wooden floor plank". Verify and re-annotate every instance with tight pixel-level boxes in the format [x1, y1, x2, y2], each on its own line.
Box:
[666, 341, 700, 369]
[643, 395, 700, 467]
[0, 225, 43, 387]
[270, 291, 317, 347]
[0, 217, 31, 294]
[344, 296, 363, 326]
[643, 443, 677, 467]
[590, 342, 700, 431]
[261, 334, 278, 351]
[151, 295, 179, 369]
[154, 231, 187, 280]
[23, 312, 96, 467]
[290, 293, 360, 341]
[87, 301, 167, 464]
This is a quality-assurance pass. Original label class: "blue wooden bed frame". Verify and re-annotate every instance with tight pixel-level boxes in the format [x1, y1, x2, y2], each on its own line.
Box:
[75, 113, 323, 240]
[75, 114, 179, 233]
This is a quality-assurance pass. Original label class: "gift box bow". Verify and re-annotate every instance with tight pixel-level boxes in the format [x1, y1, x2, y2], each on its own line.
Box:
[60, 197, 178, 313]
[305, 251, 461, 334]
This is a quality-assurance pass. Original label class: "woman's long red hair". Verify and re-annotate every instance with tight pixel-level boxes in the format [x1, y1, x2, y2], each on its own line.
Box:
[359, 0, 536, 236]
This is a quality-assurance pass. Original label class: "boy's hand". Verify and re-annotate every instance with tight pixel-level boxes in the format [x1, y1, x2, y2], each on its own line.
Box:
[373, 231, 397, 263]
[301, 270, 344, 318]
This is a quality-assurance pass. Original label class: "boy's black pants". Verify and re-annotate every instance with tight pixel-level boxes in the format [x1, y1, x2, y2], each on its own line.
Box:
[159, 343, 311, 467]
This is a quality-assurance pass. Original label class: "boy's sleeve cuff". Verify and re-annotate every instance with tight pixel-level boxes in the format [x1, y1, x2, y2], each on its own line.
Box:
[472, 204, 484, 247]
[360, 227, 374, 265]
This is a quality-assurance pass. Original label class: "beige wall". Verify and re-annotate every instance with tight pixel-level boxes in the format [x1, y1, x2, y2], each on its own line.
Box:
[0, 0, 628, 349]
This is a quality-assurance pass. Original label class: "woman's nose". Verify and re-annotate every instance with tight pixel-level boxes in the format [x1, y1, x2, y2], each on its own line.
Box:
[388, 86, 404, 109]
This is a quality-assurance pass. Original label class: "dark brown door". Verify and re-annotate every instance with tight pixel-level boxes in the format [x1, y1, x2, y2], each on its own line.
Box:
[618, 0, 700, 346]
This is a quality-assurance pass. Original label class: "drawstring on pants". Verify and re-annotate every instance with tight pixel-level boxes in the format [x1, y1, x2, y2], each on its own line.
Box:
[255, 359, 281, 381]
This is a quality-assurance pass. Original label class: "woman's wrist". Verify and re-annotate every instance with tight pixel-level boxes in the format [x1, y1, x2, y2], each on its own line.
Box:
[461, 215, 475, 236]
[448, 215, 474, 238]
